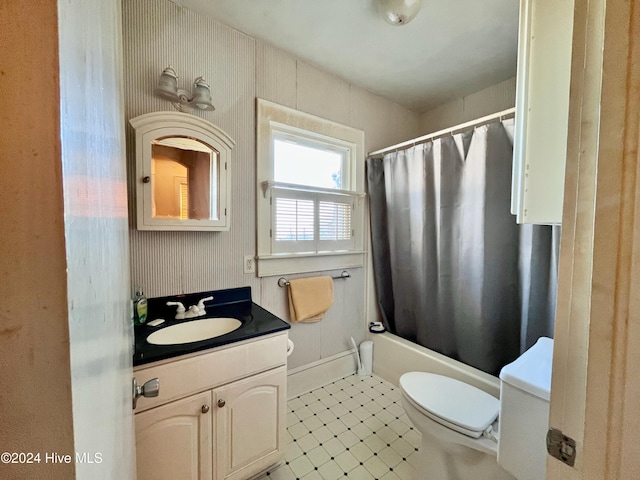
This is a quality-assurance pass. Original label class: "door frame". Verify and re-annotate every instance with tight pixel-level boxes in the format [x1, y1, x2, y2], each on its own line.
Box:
[547, 0, 640, 477]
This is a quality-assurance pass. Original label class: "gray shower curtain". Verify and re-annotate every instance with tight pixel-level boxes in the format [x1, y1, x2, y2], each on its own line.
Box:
[367, 119, 559, 376]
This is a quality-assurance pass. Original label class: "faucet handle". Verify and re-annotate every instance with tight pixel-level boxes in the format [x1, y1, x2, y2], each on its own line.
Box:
[196, 296, 214, 315]
[184, 305, 201, 318]
[166, 301, 186, 320]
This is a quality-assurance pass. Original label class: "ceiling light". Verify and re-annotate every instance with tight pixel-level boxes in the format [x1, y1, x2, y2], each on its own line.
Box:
[378, 0, 422, 26]
[154, 66, 215, 112]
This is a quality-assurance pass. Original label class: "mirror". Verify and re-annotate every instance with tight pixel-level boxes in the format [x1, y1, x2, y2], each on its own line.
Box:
[130, 112, 235, 231]
[151, 137, 217, 221]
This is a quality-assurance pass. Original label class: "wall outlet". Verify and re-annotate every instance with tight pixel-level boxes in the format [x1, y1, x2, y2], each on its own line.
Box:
[243, 255, 256, 274]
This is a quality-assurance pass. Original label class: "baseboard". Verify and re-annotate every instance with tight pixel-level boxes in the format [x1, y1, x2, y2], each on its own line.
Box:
[287, 350, 357, 399]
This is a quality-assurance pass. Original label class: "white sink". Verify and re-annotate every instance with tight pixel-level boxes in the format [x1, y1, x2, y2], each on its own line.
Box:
[146, 317, 242, 345]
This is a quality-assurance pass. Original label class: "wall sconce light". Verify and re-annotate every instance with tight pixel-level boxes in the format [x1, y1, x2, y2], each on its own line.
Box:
[378, 0, 422, 26]
[154, 66, 215, 112]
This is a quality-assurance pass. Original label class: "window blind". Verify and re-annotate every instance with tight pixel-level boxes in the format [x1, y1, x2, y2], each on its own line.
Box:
[271, 188, 354, 254]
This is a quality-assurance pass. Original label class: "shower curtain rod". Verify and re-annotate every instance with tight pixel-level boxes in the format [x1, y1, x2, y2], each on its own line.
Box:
[367, 107, 516, 157]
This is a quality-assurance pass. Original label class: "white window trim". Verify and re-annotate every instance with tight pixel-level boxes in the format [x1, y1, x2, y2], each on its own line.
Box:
[256, 98, 366, 277]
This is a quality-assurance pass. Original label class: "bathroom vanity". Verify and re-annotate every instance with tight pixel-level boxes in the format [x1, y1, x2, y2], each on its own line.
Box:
[132, 287, 290, 480]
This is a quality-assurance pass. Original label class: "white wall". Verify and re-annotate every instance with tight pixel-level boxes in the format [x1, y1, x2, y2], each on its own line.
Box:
[420, 77, 516, 133]
[122, 0, 420, 370]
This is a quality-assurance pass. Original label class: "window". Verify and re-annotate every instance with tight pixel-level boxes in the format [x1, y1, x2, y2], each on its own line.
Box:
[256, 99, 365, 277]
[270, 131, 355, 254]
[273, 133, 349, 189]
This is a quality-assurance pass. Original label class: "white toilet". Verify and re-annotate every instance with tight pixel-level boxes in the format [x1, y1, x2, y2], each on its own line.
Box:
[399, 337, 553, 480]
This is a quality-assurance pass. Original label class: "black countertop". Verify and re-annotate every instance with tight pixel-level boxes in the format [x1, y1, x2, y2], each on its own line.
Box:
[134, 286, 290, 367]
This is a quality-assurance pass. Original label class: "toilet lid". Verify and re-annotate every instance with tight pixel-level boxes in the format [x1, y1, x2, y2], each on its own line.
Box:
[399, 372, 499, 438]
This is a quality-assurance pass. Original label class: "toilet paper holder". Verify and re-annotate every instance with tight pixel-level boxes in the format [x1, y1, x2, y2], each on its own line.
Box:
[369, 322, 386, 333]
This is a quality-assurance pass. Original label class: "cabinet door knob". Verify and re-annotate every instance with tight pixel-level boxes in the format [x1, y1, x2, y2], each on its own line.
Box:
[217, 399, 226, 408]
[201, 404, 210, 414]
[142, 176, 150, 183]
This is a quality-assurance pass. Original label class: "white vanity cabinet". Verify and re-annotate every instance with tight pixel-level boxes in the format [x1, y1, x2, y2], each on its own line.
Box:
[215, 368, 286, 480]
[511, 0, 575, 224]
[133, 333, 288, 480]
[136, 391, 213, 480]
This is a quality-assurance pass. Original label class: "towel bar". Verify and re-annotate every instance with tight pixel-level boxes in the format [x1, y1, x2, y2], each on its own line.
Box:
[277, 271, 350, 288]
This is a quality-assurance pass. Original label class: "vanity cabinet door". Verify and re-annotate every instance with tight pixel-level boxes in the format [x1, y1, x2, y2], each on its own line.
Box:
[136, 391, 213, 480]
[215, 366, 287, 480]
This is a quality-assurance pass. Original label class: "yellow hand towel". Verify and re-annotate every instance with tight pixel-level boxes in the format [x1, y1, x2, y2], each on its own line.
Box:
[288, 276, 334, 322]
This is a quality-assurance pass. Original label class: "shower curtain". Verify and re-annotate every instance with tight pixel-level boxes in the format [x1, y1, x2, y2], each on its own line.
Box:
[367, 119, 559, 376]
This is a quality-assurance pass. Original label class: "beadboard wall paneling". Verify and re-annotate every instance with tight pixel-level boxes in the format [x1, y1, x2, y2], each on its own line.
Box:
[255, 42, 297, 109]
[296, 61, 352, 125]
[255, 43, 423, 154]
[420, 77, 517, 133]
[258, 269, 366, 369]
[351, 86, 423, 154]
[255, 42, 420, 369]
[124, 0, 420, 370]
[463, 76, 516, 119]
[123, 0, 260, 298]
[254, 49, 366, 370]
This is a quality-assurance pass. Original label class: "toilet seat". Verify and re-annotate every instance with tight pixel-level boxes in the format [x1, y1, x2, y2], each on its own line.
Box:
[399, 372, 500, 439]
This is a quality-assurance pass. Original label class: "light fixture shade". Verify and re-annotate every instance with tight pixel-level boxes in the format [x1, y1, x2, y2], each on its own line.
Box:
[153, 67, 215, 111]
[192, 76, 215, 111]
[379, 0, 422, 25]
[155, 66, 179, 100]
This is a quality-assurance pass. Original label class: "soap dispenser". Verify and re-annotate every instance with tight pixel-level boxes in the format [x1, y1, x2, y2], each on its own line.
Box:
[134, 288, 148, 326]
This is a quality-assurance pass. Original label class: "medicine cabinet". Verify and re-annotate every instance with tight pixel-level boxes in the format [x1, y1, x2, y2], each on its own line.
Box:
[130, 112, 235, 231]
[511, 0, 574, 224]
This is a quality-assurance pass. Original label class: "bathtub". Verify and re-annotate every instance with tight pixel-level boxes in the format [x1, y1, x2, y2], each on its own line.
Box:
[370, 332, 500, 397]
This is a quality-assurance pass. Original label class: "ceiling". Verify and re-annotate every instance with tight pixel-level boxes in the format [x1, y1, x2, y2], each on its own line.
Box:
[172, 0, 520, 113]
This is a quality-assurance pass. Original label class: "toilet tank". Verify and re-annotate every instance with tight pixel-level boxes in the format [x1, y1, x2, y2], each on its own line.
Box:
[497, 337, 553, 480]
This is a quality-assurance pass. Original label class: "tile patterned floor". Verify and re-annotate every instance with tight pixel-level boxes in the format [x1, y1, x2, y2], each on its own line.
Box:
[256, 374, 420, 480]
